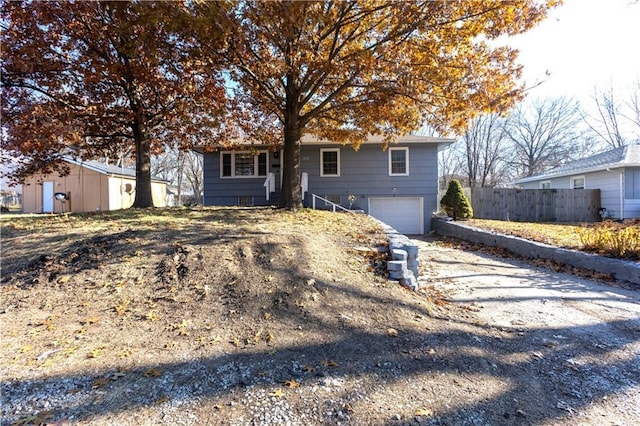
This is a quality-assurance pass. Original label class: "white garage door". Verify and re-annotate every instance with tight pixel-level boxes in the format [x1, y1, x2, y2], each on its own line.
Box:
[369, 197, 423, 235]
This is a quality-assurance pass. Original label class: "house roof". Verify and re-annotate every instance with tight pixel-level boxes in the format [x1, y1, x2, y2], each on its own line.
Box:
[514, 144, 640, 184]
[64, 157, 167, 183]
[193, 134, 455, 153]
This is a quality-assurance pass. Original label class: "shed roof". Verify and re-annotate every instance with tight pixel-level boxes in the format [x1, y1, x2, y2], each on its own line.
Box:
[64, 157, 167, 183]
[514, 144, 640, 184]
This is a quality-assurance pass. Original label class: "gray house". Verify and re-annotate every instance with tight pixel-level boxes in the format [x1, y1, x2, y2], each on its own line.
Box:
[514, 144, 640, 220]
[198, 135, 453, 234]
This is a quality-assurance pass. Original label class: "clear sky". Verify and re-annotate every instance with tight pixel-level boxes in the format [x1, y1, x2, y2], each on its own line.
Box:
[505, 0, 640, 105]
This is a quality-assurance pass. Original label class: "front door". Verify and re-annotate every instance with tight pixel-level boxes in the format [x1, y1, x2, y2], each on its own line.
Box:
[42, 181, 54, 213]
[270, 151, 282, 190]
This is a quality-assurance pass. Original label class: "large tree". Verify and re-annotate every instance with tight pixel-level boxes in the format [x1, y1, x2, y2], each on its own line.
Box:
[1, 1, 226, 207]
[505, 97, 586, 177]
[586, 80, 640, 147]
[588, 85, 627, 149]
[196, 0, 557, 209]
[462, 114, 509, 188]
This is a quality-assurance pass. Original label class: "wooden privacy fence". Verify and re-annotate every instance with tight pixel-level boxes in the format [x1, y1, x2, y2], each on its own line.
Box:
[470, 188, 601, 222]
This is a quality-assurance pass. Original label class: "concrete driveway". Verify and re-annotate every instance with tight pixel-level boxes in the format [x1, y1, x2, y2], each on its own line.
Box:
[413, 236, 640, 424]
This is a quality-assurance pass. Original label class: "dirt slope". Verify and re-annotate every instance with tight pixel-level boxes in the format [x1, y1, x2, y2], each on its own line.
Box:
[1, 208, 639, 425]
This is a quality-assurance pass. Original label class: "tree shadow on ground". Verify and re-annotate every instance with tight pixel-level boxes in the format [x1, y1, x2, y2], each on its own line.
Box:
[3, 213, 639, 424]
[3, 286, 639, 425]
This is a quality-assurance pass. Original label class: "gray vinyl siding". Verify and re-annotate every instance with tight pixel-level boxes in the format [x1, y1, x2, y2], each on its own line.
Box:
[202, 143, 441, 230]
[202, 152, 271, 206]
[301, 144, 439, 230]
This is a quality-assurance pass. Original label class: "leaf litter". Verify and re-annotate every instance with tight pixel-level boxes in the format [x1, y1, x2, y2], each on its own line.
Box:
[1, 207, 639, 425]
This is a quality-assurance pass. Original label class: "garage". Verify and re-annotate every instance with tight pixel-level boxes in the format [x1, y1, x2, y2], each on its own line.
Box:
[368, 197, 423, 235]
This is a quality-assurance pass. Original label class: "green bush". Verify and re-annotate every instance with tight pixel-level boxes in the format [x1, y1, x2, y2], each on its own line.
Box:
[440, 179, 473, 220]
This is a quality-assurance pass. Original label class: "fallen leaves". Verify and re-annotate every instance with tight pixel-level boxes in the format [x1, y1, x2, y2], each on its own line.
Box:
[270, 388, 285, 397]
[143, 368, 162, 378]
[35, 316, 56, 331]
[114, 298, 130, 316]
[83, 316, 100, 325]
[11, 411, 54, 425]
[91, 377, 111, 389]
[282, 379, 299, 388]
[321, 359, 339, 367]
[416, 408, 434, 417]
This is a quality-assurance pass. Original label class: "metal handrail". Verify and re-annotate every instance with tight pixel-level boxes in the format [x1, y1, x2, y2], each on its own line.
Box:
[311, 193, 362, 213]
[263, 172, 275, 201]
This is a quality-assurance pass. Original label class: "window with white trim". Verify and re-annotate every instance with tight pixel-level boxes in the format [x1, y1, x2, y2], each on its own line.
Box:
[320, 148, 340, 177]
[324, 195, 341, 205]
[571, 176, 585, 189]
[389, 147, 409, 176]
[626, 168, 640, 199]
[220, 151, 268, 178]
[540, 181, 551, 189]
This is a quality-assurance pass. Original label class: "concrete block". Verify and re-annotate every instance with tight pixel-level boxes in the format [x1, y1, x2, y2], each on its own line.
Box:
[404, 245, 419, 260]
[389, 268, 408, 280]
[400, 274, 419, 291]
[392, 249, 408, 261]
[407, 260, 419, 276]
[387, 260, 407, 272]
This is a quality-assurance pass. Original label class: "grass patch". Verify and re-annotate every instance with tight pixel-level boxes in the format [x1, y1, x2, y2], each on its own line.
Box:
[467, 219, 640, 260]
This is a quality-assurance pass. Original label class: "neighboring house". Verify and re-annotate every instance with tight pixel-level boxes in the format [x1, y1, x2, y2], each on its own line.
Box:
[197, 135, 454, 234]
[514, 144, 640, 220]
[1, 159, 23, 210]
[22, 158, 167, 213]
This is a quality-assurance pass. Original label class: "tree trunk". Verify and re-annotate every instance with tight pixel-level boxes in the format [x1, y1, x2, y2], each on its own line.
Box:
[177, 151, 184, 206]
[280, 123, 302, 210]
[132, 120, 155, 208]
[280, 76, 303, 210]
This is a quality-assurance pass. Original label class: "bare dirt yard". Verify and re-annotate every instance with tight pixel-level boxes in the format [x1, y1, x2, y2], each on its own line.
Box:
[1, 207, 639, 425]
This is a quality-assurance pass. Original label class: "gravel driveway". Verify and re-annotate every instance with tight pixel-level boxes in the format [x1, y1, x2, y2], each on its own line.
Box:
[3, 229, 639, 425]
[414, 236, 640, 425]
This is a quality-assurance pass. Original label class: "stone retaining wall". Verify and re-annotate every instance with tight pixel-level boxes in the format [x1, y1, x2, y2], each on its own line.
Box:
[432, 218, 640, 286]
[373, 220, 420, 291]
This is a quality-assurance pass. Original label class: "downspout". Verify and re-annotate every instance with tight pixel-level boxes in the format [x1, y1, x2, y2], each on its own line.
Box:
[121, 152, 125, 210]
[606, 168, 624, 220]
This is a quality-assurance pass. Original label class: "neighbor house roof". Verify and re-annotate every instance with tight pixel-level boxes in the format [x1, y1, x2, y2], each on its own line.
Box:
[514, 144, 640, 184]
[193, 134, 455, 153]
[64, 157, 167, 183]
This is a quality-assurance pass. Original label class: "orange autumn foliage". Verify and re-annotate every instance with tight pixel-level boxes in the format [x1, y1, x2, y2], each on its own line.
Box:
[194, 0, 560, 209]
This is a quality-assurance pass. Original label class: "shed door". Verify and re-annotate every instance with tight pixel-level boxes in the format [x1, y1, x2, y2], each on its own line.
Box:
[369, 197, 423, 234]
[42, 181, 54, 213]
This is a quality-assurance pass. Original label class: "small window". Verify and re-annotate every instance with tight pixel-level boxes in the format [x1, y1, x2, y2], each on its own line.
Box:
[238, 196, 253, 206]
[222, 153, 232, 177]
[324, 195, 341, 206]
[540, 181, 551, 189]
[625, 168, 640, 199]
[571, 176, 585, 189]
[234, 153, 254, 176]
[258, 152, 267, 176]
[320, 148, 340, 177]
[220, 151, 268, 178]
[389, 147, 409, 176]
